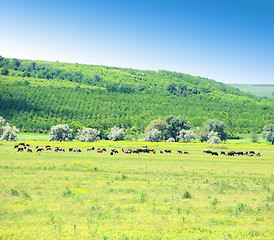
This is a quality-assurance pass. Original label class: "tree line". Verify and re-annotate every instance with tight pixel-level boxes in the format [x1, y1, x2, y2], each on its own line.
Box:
[0, 56, 273, 137]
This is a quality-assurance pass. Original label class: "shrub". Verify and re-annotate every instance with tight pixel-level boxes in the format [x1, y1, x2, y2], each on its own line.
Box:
[182, 190, 192, 199]
[0, 116, 20, 141]
[207, 131, 221, 144]
[144, 129, 162, 142]
[108, 126, 125, 141]
[262, 123, 274, 144]
[49, 124, 73, 141]
[75, 127, 100, 142]
[178, 129, 195, 142]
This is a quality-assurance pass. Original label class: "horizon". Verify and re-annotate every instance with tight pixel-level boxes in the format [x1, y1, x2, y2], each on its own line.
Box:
[1, 0, 273, 84]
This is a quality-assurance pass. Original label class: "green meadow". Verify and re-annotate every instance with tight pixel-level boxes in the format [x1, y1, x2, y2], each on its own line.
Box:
[0, 139, 273, 239]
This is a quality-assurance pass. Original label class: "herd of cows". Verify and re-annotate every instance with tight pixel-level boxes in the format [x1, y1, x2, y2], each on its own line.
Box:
[13, 142, 261, 157]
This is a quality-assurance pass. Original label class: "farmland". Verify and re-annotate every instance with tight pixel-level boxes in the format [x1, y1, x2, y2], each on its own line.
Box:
[0, 139, 273, 239]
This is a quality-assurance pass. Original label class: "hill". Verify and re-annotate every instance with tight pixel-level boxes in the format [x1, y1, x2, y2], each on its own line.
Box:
[228, 84, 274, 100]
[0, 57, 273, 137]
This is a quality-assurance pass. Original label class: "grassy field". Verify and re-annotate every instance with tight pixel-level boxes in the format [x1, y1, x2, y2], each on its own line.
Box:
[228, 84, 274, 100]
[0, 139, 273, 239]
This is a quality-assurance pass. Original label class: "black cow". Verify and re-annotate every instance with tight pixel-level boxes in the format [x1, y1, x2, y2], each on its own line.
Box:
[177, 150, 182, 154]
[212, 152, 218, 156]
[165, 150, 171, 153]
[221, 151, 226, 155]
[203, 150, 212, 154]
[27, 148, 33, 152]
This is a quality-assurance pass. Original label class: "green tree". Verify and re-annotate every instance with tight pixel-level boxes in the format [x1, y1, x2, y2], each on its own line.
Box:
[204, 119, 228, 141]
[262, 123, 274, 144]
[1, 68, 9, 75]
[165, 115, 191, 141]
[145, 119, 167, 136]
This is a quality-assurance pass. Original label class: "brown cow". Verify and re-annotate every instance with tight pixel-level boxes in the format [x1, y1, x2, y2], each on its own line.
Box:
[17, 147, 24, 152]
[184, 151, 189, 154]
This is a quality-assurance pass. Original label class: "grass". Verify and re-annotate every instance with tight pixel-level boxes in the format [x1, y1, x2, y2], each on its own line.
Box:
[228, 84, 274, 100]
[0, 138, 273, 239]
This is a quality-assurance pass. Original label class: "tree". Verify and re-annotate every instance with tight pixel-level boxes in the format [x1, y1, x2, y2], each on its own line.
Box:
[262, 123, 274, 144]
[75, 127, 100, 142]
[195, 126, 210, 142]
[0, 116, 20, 141]
[49, 124, 73, 141]
[178, 129, 195, 142]
[0, 123, 20, 141]
[0, 116, 6, 136]
[165, 115, 191, 141]
[1, 68, 9, 75]
[69, 121, 83, 138]
[207, 131, 221, 144]
[145, 119, 167, 136]
[204, 119, 227, 141]
[144, 129, 162, 142]
[108, 126, 125, 141]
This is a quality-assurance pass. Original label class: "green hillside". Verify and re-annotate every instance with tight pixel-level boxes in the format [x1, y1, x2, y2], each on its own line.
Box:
[0, 57, 273, 137]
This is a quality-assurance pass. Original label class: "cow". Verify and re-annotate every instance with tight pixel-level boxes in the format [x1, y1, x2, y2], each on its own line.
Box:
[36, 147, 44, 152]
[76, 149, 81, 152]
[133, 150, 139, 154]
[17, 147, 24, 152]
[27, 148, 33, 152]
[153, 150, 156, 154]
[46, 147, 51, 151]
[249, 151, 255, 154]
[160, 150, 163, 154]
[69, 148, 74, 152]
[256, 153, 261, 156]
[184, 151, 189, 154]
[110, 151, 113, 155]
[111, 149, 118, 154]
[164, 150, 171, 153]
[221, 151, 226, 155]
[203, 150, 212, 154]
[236, 152, 244, 155]
[142, 145, 147, 148]
[248, 154, 254, 156]
[14, 145, 19, 149]
[226, 152, 234, 156]
[97, 149, 103, 153]
[177, 150, 182, 154]
[212, 152, 218, 156]
[45, 145, 50, 148]
[102, 148, 107, 152]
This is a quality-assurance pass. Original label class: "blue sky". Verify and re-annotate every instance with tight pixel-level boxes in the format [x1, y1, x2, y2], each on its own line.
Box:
[0, 0, 273, 84]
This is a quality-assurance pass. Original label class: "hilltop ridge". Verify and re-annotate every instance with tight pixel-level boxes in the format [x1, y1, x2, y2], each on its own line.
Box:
[0, 56, 273, 137]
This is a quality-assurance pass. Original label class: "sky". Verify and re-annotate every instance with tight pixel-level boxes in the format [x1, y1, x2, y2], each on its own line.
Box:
[0, 0, 273, 84]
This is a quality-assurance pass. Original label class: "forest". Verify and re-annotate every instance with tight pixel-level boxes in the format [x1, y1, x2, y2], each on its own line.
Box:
[0, 56, 273, 138]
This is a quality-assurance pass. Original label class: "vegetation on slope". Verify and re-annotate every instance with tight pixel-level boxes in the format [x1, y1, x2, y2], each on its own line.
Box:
[0, 57, 273, 136]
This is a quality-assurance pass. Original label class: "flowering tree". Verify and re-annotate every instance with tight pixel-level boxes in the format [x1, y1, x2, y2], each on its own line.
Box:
[108, 126, 125, 141]
[75, 127, 100, 142]
[49, 124, 73, 141]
